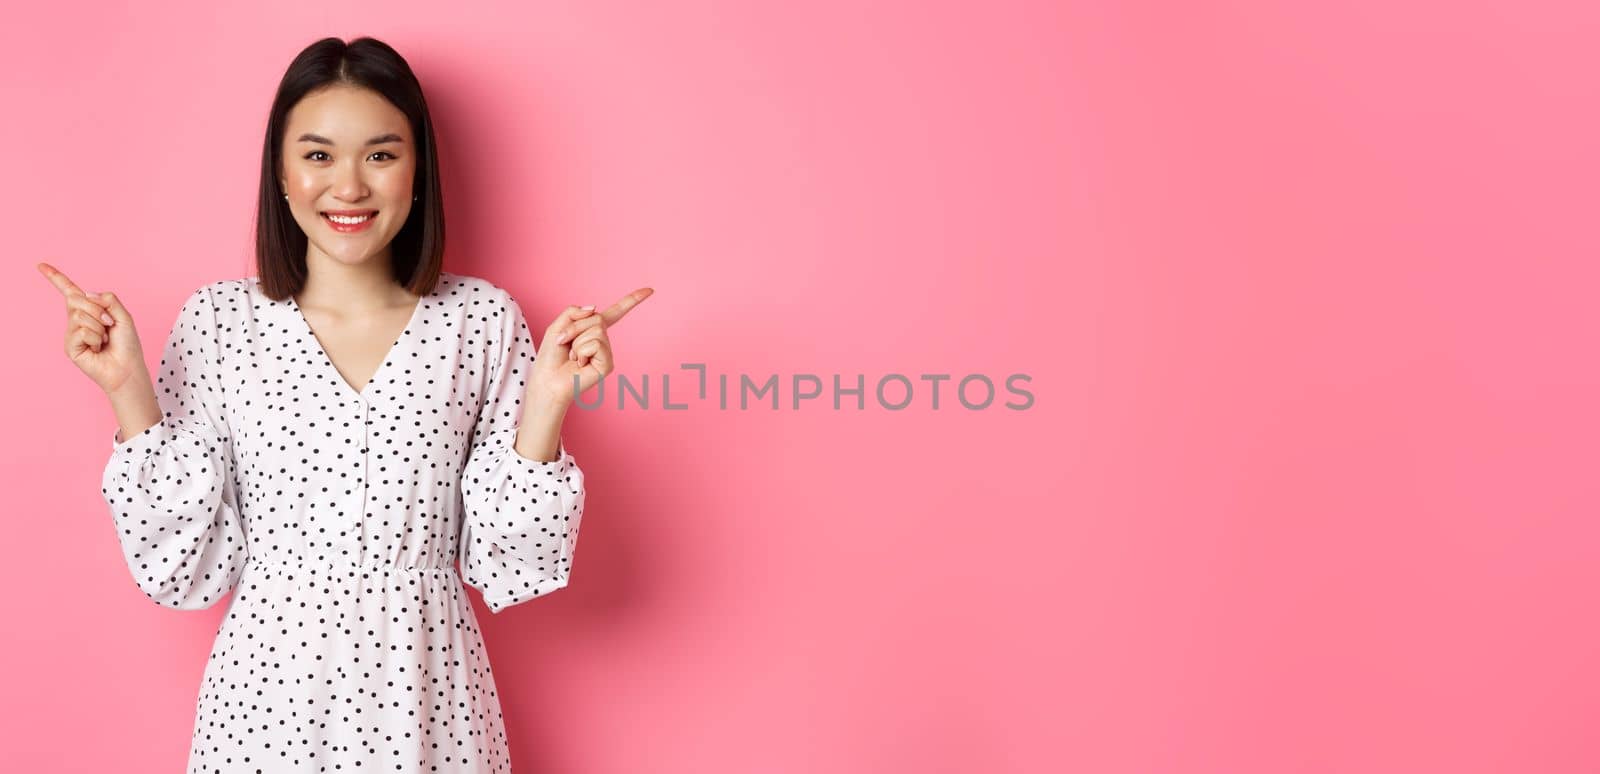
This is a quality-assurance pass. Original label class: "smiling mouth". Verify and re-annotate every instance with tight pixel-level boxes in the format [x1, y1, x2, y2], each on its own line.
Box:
[322, 211, 377, 225]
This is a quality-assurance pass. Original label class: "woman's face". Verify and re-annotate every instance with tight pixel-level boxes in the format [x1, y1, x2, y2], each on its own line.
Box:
[279, 84, 417, 268]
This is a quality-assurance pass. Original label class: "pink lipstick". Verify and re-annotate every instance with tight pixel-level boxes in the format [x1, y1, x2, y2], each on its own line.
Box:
[321, 209, 378, 233]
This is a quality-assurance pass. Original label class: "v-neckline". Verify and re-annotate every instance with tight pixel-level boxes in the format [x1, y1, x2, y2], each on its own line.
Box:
[287, 284, 430, 401]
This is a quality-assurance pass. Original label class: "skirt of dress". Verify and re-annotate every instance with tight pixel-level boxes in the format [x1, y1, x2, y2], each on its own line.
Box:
[186, 556, 513, 773]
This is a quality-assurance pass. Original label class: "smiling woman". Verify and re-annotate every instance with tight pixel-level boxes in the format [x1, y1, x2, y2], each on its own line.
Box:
[37, 31, 653, 769]
[45, 35, 615, 774]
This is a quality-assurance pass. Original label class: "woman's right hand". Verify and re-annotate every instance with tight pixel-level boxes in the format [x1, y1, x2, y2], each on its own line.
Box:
[37, 262, 150, 395]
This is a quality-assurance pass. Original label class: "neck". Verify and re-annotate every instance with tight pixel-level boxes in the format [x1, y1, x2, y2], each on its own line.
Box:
[297, 249, 414, 313]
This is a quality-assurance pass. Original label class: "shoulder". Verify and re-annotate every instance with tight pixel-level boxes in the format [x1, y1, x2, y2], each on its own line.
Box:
[186, 277, 255, 309]
[170, 278, 256, 334]
[442, 271, 514, 304]
[169, 278, 251, 322]
[443, 271, 531, 322]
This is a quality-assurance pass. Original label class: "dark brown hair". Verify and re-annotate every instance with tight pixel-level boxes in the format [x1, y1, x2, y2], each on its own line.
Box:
[254, 36, 445, 301]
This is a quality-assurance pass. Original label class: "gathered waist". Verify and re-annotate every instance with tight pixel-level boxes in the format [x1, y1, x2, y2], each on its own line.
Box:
[243, 555, 460, 576]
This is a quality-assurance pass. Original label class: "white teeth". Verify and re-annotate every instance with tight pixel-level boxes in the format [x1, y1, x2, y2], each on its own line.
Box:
[326, 213, 375, 224]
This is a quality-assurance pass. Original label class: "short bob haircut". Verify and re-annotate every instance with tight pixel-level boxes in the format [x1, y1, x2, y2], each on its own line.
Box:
[254, 36, 445, 301]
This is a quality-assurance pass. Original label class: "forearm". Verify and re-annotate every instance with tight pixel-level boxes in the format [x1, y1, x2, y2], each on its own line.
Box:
[512, 393, 570, 462]
[107, 369, 161, 444]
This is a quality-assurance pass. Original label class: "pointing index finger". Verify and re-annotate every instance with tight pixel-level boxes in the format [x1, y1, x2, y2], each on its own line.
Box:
[37, 262, 88, 298]
[599, 287, 654, 327]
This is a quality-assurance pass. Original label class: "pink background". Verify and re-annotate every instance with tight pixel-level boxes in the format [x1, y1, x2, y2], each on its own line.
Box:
[3, 1, 1597, 772]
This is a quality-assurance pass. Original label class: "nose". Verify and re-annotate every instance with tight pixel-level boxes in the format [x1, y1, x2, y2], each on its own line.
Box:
[332, 158, 368, 202]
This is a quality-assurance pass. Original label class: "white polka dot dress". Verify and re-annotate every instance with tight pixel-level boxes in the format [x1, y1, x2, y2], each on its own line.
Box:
[99, 271, 585, 772]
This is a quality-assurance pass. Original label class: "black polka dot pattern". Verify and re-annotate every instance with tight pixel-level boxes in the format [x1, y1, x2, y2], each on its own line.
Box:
[99, 271, 586, 771]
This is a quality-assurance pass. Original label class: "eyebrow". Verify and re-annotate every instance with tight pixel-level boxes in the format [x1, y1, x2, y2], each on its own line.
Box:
[294, 132, 406, 146]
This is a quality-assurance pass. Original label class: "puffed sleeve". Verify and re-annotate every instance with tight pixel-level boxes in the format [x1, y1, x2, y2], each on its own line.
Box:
[458, 288, 586, 614]
[100, 284, 247, 611]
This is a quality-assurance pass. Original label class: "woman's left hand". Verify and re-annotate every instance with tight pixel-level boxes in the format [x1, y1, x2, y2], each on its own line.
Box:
[530, 287, 654, 408]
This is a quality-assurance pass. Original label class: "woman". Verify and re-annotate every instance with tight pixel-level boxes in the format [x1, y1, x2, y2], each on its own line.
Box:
[38, 36, 650, 771]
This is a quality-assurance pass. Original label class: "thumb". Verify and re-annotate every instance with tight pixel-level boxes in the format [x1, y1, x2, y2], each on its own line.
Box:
[98, 291, 132, 324]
